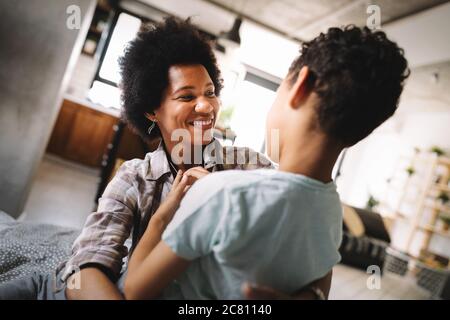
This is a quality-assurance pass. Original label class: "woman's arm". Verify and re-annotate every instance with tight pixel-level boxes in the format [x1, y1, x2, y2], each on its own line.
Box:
[66, 266, 123, 300]
[65, 161, 140, 300]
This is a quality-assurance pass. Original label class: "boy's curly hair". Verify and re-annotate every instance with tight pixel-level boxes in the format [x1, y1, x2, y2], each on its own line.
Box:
[119, 17, 223, 140]
[288, 26, 410, 146]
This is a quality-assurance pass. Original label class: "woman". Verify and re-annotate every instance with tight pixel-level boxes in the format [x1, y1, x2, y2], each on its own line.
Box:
[0, 17, 329, 300]
[62, 16, 280, 300]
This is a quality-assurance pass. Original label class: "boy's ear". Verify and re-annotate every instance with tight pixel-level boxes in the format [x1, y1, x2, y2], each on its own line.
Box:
[145, 112, 157, 122]
[288, 66, 310, 109]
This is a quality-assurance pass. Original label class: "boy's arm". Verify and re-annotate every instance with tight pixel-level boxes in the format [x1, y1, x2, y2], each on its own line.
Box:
[124, 232, 190, 300]
[125, 171, 191, 299]
[127, 171, 189, 271]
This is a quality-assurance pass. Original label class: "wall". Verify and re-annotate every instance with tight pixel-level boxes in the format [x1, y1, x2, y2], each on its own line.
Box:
[383, 1, 450, 68]
[337, 58, 450, 258]
[400, 112, 450, 151]
[0, 0, 96, 218]
[66, 54, 98, 99]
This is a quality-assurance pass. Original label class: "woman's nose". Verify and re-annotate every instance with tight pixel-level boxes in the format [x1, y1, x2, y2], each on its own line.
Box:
[195, 97, 213, 113]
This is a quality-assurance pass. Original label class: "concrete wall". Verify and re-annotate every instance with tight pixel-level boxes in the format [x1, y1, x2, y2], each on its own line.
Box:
[0, 0, 96, 218]
[66, 53, 97, 99]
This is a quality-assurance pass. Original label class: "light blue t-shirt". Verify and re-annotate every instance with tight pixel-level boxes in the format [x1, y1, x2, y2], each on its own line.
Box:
[161, 169, 343, 299]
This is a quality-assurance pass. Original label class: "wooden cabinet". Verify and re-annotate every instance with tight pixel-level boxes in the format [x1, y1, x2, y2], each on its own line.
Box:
[47, 99, 119, 167]
[47, 98, 152, 169]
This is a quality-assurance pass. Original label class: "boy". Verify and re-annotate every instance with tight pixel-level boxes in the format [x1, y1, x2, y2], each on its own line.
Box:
[123, 25, 409, 299]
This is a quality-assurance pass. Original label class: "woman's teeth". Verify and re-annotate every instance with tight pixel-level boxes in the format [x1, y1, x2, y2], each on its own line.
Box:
[193, 119, 212, 127]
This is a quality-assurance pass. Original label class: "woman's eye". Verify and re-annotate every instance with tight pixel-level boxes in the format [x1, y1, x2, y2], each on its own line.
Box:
[206, 91, 216, 97]
[179, 95, 194, 101]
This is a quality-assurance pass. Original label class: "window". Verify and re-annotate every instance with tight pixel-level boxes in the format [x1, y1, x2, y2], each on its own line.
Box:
[220, 20, 297, 152]
[88, 12, 142, 109]
[228, 71, 279, 152]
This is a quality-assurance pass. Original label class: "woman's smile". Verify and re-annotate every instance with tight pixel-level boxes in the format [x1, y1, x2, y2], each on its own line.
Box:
[188, 116, 214, 130]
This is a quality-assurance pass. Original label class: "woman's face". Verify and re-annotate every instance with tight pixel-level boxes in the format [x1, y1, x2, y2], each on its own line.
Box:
[149, 64, 220, 148]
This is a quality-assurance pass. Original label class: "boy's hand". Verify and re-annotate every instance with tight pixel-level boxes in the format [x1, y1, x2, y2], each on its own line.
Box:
[183, 166, 210, 185]
[153, 170, 190, 226]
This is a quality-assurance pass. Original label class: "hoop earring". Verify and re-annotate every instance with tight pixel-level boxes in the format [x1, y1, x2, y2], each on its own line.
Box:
[148, 121, 156, 135]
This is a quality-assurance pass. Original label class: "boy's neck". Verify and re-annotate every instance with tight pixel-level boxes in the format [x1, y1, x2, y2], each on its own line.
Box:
[278, 132, 342, 183]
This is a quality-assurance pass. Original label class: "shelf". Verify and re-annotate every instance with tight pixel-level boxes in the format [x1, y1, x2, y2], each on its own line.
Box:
[423, 202, 450, 214]
[396, 212, 410, 220]
[386, 151, 450, 259]
[89, 27, 103, 36]
[379, 211, 410, 221]
[417, 225, 450, 238]
[431, 185, 450, 193]
[438, 157, 450, 166]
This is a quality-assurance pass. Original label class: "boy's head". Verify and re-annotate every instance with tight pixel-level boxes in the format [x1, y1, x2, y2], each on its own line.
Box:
[266, 26, 409, 160]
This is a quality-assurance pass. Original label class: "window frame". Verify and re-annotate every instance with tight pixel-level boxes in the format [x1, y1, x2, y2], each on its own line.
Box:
[91, 8, 218, 91]
[91, 8, 150, 89]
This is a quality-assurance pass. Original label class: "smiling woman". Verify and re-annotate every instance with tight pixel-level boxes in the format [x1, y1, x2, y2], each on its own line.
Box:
[57, 16, 285, 300]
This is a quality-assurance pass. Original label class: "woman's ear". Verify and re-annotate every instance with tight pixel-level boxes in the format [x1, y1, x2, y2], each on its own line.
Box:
[288, 66, 310, 109]
[145, 112, 157, 122]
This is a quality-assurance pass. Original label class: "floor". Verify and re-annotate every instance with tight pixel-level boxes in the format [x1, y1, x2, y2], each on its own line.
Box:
[329, 264, 430, 300]
[22, 153, 99, 229]
[20, 154, 432, 299]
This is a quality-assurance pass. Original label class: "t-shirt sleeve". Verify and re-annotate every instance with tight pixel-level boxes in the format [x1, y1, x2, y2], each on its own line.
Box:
[161, 178, 233, 260]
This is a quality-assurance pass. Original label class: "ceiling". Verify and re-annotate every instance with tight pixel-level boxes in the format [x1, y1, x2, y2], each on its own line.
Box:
[135, 0, 450, 87]
[137, 0, 449, 42]
[203, 0, 449, 41]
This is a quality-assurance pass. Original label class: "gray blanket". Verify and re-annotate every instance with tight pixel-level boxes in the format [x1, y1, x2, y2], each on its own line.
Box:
[0, 211, 80, 284]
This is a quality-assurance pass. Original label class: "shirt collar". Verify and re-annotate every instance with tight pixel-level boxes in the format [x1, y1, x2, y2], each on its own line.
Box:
[145, 138, 224, 180]
[203, 138, 224, 171]
[145, 142, 171, 181]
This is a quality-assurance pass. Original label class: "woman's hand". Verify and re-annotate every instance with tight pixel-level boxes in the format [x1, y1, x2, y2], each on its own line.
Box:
[241, 271, 332, 300]
[241, 282, 322, 300]
[241, 283, 290, 300]
[153, 170, 190, 226]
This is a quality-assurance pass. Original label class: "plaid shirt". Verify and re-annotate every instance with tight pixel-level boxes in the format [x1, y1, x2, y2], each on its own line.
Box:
[60, 140, 273, 281]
